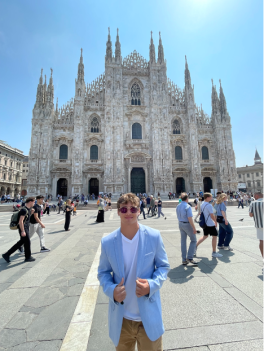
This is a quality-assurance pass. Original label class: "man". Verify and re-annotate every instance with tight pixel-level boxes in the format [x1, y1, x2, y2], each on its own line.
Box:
[140, 197, 146, 220]
[150, 195, 155, 217]
[249, 192, 263, 261]
[29, 195, 50, 253]
[176, 192, 198, 265]
[146, 195, 151, 214]
[195, 193, 223, 258]
[57, 197, 63, 214]
[238, 196, 244, 209]
[98, 193, 170, 350]
[2, 197, 36, 263]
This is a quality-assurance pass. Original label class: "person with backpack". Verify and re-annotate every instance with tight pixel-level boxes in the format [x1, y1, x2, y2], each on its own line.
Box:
[29, 195, 50, 253]
[2, 197, 36, 263]
[194, 193, 223, 258]
[176, 192, 198, 265]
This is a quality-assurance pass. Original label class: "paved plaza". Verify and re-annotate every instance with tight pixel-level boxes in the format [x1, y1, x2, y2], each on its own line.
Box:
[0, 206, 263, 350]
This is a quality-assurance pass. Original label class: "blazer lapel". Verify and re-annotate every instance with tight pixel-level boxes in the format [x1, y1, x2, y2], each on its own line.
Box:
[114, 228, 125, 279]
[136, 224, 146, 278]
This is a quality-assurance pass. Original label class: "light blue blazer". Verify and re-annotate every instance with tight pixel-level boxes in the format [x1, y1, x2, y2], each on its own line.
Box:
[97, 223, 170, 347]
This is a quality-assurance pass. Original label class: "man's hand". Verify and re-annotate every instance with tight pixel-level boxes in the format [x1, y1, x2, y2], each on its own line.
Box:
[214, 221, 217, 227]
[192, 228, 197, 234]
[136, 278, 150, 297]
[21, 231, 26, 237]
[41, 224, 45, 229]
[225, 220, 228, 225]
[113, 277, 126, 303]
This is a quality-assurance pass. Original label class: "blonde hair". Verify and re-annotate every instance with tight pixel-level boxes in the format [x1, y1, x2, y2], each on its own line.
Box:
[117, 193, 140, 209]
[66, 199, 71, 205]
[216, 193, 227, 204]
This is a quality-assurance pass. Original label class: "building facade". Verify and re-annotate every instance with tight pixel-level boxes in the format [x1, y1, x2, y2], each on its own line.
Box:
[27, 29, 238, 198]
[21, 156, 29, 196]
[237, 150, 263, 193]
[0, 140, 24, 197]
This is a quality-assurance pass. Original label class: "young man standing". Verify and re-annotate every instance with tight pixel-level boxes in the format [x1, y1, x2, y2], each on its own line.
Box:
[2, 197, 36, 263]
[176, 192, 198, 265]
[29, 195, 50, 253]
[98, 193, 170, 350]
[249, 192, 263, 261]
[195, 193, 223, 258]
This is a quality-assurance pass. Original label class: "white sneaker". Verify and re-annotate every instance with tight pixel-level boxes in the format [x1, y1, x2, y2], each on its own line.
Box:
[193, 247, 197, 257]
[212, 252, 223, 258]
[217, 245, 224, 249]
[224, 246, 233, 251]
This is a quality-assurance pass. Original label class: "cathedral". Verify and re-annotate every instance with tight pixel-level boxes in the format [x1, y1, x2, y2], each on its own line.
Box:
[27, 29, 238, 198]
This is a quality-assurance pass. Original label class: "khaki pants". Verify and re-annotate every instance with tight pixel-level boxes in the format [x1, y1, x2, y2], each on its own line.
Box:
[116, 318, 163, 351]
[29, 223, 45, 249]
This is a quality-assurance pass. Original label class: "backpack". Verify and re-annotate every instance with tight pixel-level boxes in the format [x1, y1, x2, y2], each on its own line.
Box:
[10, 207, 29, 230]
[198, 204, 210, 229]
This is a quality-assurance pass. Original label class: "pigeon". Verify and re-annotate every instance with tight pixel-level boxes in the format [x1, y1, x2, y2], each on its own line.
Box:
[164, 217, 167, 220]
[239, 218, 244, 222]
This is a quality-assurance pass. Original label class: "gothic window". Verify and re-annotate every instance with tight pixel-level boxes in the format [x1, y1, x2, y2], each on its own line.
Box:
[256, 172, 259, 176]
[131, 83, 141, 105]
[59, 144, 68, 160]
[132, 123, 142, 139]
[91, 117, 99, 133]
[90, 145, 98, 160]
[257, 181, 261, 187]
[175, 146, 183, 160]
[202, 146, 209, 160]
[172, 119, 180, 134]
[9, 175, 12, 181]
[247, 173, 250, 177]
[5, 160, 7, 166]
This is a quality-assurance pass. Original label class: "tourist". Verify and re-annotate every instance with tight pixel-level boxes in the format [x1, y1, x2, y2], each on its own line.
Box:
[43, 199, 50, 215]
[29, 195, 50, 253]
[57, 197, 63, 214]
[97, 193, 170, 350]
[140, 197, 146, 219]
[194, 197, 202, 222]
[64, 199, 73, 231]
[96, 196, 104, 223]
[176, 192, 198, 265]
[237, 196, 244, 209]
[150, 195, 155, 216]
[157, 197, 165, 219]
[2, 197, 36, 263]
[146, 195, 151, 214]
[108, 197, 112, 211]
[249, 192, 263, 261]
[195, 193, 223, 258]
[216, 193, 234, 250]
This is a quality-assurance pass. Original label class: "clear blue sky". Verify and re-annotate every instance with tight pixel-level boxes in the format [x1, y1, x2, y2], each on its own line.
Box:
[0, 0, 262, 167]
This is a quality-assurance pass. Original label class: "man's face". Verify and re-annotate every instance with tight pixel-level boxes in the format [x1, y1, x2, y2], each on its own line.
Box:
[38, 198, 44, 205]
[207, 196, 212, 202]
[27, 200, 35, 208]
[118, 201, 140, 224]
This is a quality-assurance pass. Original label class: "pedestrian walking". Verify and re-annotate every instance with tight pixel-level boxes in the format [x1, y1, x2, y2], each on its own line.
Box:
[64, 199, 73, 231]
[157, 197, 165, 219]
[96, 196, 104, 223]
[150, 195, 155, 217]
[216, 193, 234, 250]
[194, 197, 202, 222]
[249, 192, 263, 261]
[29, 195, 50, 253]
[108, 197, 112, 211]
[57, 197, 63, 214]
[146, 195, 151, 214]
[43, 199, 50, 215]
[176, 192, 198, 265]
[140, 197, 146, 219]
[238, 196, 244, 209]
[195, 193, 223, 258]
[97, 193, 170, 350]
[2, 197, 36, 263]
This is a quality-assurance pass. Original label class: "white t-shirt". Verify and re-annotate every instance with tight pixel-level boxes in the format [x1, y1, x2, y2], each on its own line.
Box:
[121, 230, 141, 321]
[201, 202, 215, 227]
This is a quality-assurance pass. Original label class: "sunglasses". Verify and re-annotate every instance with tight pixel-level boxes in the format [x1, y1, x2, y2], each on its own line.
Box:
[119, 206, 139, 214]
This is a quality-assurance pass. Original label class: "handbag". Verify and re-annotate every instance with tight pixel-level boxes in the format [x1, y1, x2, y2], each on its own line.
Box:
[217, 215, 224, 223]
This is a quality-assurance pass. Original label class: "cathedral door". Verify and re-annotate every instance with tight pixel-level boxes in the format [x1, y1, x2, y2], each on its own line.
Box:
[57, 178, 68, 198]
[131, 168, 146, 194]
[176, 177, 185, 194]
[89, 178, 99, 196]
[203, 177, 212, 193]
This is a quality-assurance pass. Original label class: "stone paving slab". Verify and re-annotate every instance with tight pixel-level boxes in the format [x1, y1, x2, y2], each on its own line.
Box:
[208, 339, 263, 351]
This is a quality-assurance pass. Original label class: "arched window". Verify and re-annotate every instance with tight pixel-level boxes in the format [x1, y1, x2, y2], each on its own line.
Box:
[91, 117, 99, 133]
[3, 174, 6, 180]
[175, 146, 183, 160]
[172, 119, 180, 134]
[202, 146, 209, 160]
[90, 145, 98, 160]
[132, 123, 142, 139]
[131, 83, 141, 105]
[59, 144, 68, 160]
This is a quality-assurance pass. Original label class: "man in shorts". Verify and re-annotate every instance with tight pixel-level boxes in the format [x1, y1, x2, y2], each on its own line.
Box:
[249, 192, 263, 261]
[195, 193, 223, 258]
[98, 193, 170, 350]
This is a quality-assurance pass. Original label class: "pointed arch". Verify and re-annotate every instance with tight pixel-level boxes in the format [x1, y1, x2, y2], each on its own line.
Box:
[128, 78, 144, 105]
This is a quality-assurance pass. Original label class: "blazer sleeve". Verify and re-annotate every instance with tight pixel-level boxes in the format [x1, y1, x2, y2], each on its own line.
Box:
[97, 239, 117, 303]
[147, 233, 170, 298]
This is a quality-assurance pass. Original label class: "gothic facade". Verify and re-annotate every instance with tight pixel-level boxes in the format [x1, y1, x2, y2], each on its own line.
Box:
[27, 29, 238, 198]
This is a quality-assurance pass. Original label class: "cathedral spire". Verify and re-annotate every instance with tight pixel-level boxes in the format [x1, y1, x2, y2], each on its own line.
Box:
[185, 56, 192, 89]
[35, 68, 44, 105]
[47, 68, 54, 106]
[254, 149, 262, 164]
[157, 32, 164, 64]
[211, 79, 220, 116]
[115, 28, 121, 62]
[149, 31, 156, 64]
[219, 79, 228, 120]
[106, 27, 112, 63]
[77, 48, 84, 82]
